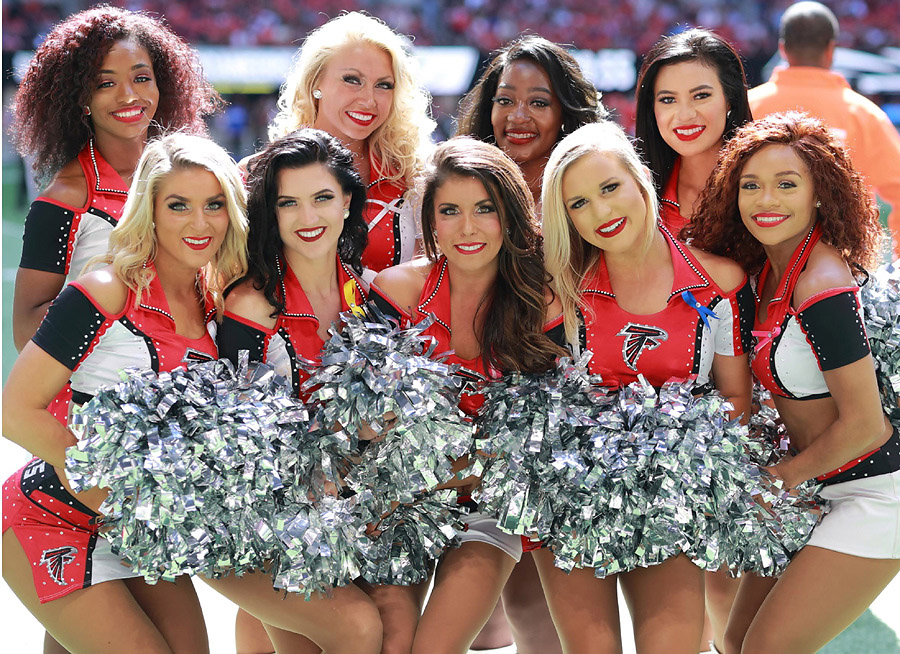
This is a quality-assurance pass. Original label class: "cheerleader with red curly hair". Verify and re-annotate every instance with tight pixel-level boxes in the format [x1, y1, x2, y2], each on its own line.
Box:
[686, 112, 900, 654]
[10, 5, 222, 352]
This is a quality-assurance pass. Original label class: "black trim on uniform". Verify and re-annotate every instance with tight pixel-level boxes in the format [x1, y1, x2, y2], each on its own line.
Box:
[735, 282, 755, 354]
[545, 321, 566, 348]
[19, 459, 98, 522]
[32, 285, 107, 370]
[217, 315, 268, 366]
[118, 315, 159, 373]
[798, 291, 870, 372]
[370, 288, 403, 322]
[20, 201, 77, 274]
[277, 326, 302, 393]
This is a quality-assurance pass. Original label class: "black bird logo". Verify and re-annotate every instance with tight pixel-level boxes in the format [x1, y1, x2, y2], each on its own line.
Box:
[617, 323, 669, 371]
[40, 546, 78, 586]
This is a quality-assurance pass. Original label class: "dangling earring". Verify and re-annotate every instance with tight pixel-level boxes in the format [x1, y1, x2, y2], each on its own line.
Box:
[343, 208, 350, 220]
[313, 89, 322, 100]
[83, 106, 91, 116]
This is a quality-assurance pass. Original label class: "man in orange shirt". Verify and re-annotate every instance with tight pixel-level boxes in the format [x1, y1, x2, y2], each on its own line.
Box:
[749, 1, 900, 257]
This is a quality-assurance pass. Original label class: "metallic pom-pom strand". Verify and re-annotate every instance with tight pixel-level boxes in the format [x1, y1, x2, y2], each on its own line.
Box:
[305, 305, 474, 501]
[545, 376, 825, 578]
[66, 357, 349, 588]
[359, 490, 466, 585]
[860, 260, 900, 425]
[473, 352, 607, 539]
[473, 355, 826, 578]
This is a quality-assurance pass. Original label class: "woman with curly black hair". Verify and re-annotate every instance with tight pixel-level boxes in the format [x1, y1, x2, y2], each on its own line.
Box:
[685, 112, 900, 654]
[10, 5, 221, 353]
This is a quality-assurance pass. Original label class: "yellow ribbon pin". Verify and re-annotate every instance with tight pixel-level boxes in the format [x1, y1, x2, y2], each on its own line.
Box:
[343, 279, 365, 317]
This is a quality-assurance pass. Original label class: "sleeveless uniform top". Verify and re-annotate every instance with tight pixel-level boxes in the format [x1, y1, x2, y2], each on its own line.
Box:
[20, 141, 129, 282]
[370, 256, 565, 415]
[659, 157, 689, 235]
[361, 156, 416, 277]
[32, 266, 218, 406]
[749, 224, 871, 401]
[579, 227, 753, 388]
[748, 224, 900, 484]
[217, 255, 367, 396]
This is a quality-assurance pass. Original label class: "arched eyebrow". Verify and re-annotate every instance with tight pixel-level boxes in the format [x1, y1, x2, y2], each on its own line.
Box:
[99, 62, 152, 75]
[497, 82, 553, 95]
[655, 83, 714, 98]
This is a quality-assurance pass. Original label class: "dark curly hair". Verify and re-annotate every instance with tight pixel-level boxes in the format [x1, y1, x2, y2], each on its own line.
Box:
[241, 128, 368, 318]
[455, 35, 605, 144]
[420, 137, 566, 374]
[685, 112, 883, 272]
[10, 5, 222, 186]
[634, 28, 752, 192]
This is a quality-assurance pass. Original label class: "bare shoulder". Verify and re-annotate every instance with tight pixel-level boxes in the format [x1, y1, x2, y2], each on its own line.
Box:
[224, 279, 278, 328]
[372, 258, 431, 310]
[41, 159, 88, 209]
[75, 266, 128, 315]
[793, 242, 856, 308]
[689, 245, 747, 294]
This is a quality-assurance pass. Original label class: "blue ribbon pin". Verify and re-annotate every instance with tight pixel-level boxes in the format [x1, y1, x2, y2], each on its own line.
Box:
[681, 290, 719, 330]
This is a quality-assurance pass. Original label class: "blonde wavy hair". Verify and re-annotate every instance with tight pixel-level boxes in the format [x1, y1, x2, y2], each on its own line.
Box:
[542, 121, 659, 345]
[268, 11, 434, 185]
[97, 133, 248, 317]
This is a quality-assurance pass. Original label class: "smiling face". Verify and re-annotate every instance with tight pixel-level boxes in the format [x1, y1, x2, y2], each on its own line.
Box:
[562, 151, 650, 254]
[275, 163, 350, 264]
[433, 175, 505, 274]
[312, 41, 395, 144]
[490, 59, 564, 166]
[653, 60, 728, 160]
[87, 39, 159, 144]
[738, 144, 818, 249]
[153, 166, 229, 274]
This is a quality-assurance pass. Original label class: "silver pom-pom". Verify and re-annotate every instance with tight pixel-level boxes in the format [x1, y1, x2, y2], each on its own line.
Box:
[860, 260, 900, 425]
[66, 357, 351, 593]
[473, 356, 825, 578]
[302, 305, 475, 584]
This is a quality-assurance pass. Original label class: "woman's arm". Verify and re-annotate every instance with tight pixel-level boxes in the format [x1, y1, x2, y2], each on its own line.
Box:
[12, 169, 89, 350]
[3, 343, 79, 467]
[773, 355, 889, 488]
[711, 353, 752, 423]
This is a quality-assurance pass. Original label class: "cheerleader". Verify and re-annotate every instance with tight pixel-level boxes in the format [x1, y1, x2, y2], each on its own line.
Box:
[538, 121, 753, 654]
[11, 5, 221, 351]
[634, 29, 752, 235]
[218, 129, 400, 654]
[2, 134, 244, 654]
[456, 35, 604, 206]
[685, 112, 900, 654]
[370, 137, 566, 654]
[267, 11, 435, 281]
[455, 34, 604, 654]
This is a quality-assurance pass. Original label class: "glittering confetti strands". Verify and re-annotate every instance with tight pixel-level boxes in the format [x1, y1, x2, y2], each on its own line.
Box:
[474, 357, 826, 579]
[65, 358, 352, 595]
[860, 260, 900, 426]
[302, 304, 476, 584]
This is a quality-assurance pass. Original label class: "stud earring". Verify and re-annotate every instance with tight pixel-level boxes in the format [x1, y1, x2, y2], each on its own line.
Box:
[313, 89, 322, 100]
[83, 106, 91, 116]
[725, 109, 732, 121]
[816, 200, 822, 208]
[343, 208, 350, 220]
